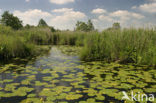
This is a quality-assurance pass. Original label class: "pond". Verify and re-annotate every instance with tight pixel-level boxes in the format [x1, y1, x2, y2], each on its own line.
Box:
[0, 46, 155, 103]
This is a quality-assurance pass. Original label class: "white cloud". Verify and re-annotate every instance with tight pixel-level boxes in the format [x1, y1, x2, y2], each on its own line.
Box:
[139, 3, 156, 13]
[52, 8, 73, 13]
[98, 15, 113, 22]
[13, 8, 86, 30]
[150, 0, 156, 1]
[49, 0, 74, 5]
[92, 9, 145, 30]
[13, 9, 52, 25]
[91, 8, 107, 14]
[132, 0, 156, 13]
[109, 10, 144, 27]
[50, 8, 86, 30]
[110, 10, 144, 19]
[25, 0, 30, 2]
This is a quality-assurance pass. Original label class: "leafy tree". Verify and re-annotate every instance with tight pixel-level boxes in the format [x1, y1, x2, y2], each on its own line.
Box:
[25, 24, 35, 29]
[25, 24, 31, 29]
[76, 21, 88, 32]
[0, 11, 23, 30]
[50, 26, 56, 32]
[112, 22, 121, 29]
[75, 20, 95, 32]
[38, 19, 48, 27]
[87, 19, 94, 31]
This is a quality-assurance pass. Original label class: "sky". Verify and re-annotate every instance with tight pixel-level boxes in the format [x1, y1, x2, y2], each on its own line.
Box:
[0, 0, 156, 30]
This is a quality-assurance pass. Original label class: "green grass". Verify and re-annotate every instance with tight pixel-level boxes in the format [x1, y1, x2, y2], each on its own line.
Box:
[0, 33, 35, 60]
[0, 25, 52, 61]
[0, 24, 155, 66]
[80, 28, 156, 66]
[51, 31, 87, 46]
[50, 29, 156, 66]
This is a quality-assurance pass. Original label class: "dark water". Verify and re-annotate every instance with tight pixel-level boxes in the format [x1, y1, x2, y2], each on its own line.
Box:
[0, 46, 155, 103]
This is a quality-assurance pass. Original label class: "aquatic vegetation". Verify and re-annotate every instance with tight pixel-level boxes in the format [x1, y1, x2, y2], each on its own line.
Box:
[14, 87, 34, 96]
[4, 83, 19, 91]
[21, 79, 31, 85]
[3, 79, 13, 83]
[58, 45, 82, 56]
[27, 93, 36, 98]
[20, 98, 42, 103]
[42, 76, 53, 81]
[83, 88, 97, 96]
[66, 94, 83, 100]
[95, 94, 105, 100]
[0, 46, 155, 103]
[35, 81, 48, 86]
[144, 88, 156, 93]
[86, 98, 95, 102]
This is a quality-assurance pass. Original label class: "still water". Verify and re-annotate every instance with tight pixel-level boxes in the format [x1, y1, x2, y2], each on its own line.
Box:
[0, 46, 155, 103]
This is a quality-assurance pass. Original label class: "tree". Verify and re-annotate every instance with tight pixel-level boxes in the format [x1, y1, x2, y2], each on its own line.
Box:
[25, 24, 35, 29]
[0, 11, 23, 30]
[38, 19, 48, 27]
[25, 24, 31, 29]
[87, 19, 94, 31]
[112, 22, 121, 29]
[75, 20, 94, 32]
[76, 21, 88, 32]
[50, 26, 56, 32]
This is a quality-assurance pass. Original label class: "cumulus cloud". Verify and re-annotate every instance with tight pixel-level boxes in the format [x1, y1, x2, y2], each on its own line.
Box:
[13, 9, 52, 25]
[110, 10, 144, 19]
[91, 9, 145, 30]
[132, 0, 156, 13]
[12, 8, 86, 30]
[150, 0, 156, 1]
[49, 0, 74, 4]
[91, 8, 107, 14]
[50, 8, 86, 30]
[52, 8, 73, 13]
[98, 15, 113, 22]
[139, 3, 156, 13]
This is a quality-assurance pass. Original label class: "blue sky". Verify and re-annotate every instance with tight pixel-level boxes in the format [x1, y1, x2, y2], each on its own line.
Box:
[0, 0, 156, 30]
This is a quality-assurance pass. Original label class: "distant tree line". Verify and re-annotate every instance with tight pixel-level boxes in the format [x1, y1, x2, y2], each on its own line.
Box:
[75, 20, 95, 32]
[0, 11, 121, 32]
[0, 11, 56, 32]
[107, 22, 121, 30]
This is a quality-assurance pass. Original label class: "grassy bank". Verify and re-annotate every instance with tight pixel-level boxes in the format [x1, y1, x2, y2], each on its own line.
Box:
[51, 31, 87, 46]
[0, 24, 156, 66]
[0, 25, 52, 61]
[80, 28, 156, 66]
[52, 29, 156, 66]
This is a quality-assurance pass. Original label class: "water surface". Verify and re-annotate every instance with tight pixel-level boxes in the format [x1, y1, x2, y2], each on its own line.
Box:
[0, 46, 155, 103]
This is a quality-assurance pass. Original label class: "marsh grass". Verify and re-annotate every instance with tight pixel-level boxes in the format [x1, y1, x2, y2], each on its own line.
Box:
[80, 28, 156, 66]
[50, 29, 156, 65]
[38, 28, 156, 66]
[0, 24, 155, 66]
[52, 31, 88, 46]
[0, 25, 52, 61]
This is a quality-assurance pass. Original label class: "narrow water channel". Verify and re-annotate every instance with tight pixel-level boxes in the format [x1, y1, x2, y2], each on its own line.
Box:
[0, 46, 155, 103]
